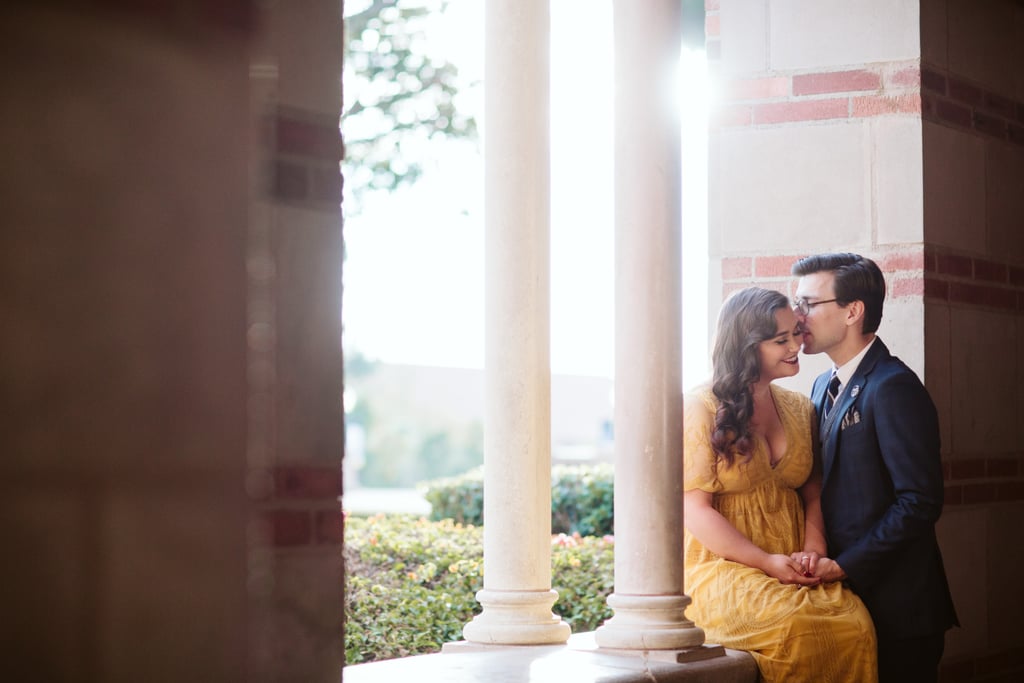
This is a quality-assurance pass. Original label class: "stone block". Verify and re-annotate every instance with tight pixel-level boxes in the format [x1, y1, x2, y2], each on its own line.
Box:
[769, 0, 919, 70]
[922, 122, 986, 253]
[874, 117, 924, 245]
[715, 123, 868, 253]
[949, 308, 1019, 454]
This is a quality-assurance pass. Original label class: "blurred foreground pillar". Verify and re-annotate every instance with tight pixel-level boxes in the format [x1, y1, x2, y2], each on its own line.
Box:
[0, 2, 344, 681]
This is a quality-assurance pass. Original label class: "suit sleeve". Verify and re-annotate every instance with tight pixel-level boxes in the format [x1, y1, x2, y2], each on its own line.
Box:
[834, 369, 945, 590]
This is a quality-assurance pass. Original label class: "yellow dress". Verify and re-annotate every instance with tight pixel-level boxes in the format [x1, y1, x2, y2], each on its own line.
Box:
[683, 385, 878, 683]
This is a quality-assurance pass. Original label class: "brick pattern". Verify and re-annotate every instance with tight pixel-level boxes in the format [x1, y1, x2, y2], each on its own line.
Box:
[704, 1, 721, 62]
[707, 41, 921, 129]
[943, 455, 1024, 506]
[252, 466, 344, 547]
[729, 241, 1016, 324]
[924, 247, 1024, 313]
[921, 65, 1024, 147]
[704, 6, 924, 127]
[251, 108, 344, 550]
[720, 248, 929, 303]
[267, 108, 344, 209]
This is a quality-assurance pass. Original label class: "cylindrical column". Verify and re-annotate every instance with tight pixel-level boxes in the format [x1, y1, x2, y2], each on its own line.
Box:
[594, 0, 704, 650]
[461, 0, 569, 645]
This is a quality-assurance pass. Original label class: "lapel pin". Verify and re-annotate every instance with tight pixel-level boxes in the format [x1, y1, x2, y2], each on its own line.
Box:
[850, 385, 860, 398]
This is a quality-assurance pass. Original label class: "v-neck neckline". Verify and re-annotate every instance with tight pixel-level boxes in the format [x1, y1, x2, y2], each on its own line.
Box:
[759, 385, 789, 469]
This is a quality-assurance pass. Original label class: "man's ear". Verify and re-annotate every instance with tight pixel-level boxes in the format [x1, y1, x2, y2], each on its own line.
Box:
[844, 300, 866, 330]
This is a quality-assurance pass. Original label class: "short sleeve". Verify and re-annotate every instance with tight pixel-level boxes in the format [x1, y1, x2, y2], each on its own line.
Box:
[683, 389, 724, 493]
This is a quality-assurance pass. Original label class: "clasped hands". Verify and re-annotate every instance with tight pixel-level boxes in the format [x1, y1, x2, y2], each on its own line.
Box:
[763, 551, 847, 586]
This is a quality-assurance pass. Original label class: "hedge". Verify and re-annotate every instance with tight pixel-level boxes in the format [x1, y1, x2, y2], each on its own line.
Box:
[344, 514, 614, 665]
[418, 463, 614, 537]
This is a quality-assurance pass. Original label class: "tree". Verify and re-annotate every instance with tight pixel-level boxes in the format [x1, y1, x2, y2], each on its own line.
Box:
[343, 0, 479, 213]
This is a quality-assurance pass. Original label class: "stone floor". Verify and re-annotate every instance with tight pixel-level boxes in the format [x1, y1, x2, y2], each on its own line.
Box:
[342, 633, 758, 683]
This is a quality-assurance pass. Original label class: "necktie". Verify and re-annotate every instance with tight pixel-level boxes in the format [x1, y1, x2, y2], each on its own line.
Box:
[824, 372, 841, 418]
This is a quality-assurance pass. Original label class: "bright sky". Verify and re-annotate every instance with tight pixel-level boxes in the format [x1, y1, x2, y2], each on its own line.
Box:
[342, 0, 711, 387]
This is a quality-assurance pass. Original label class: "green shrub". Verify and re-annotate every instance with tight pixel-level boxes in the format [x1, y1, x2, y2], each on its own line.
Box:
[419, 463, 614, 537]
[344, 514, 614, 664]
[418, 467, 484, 526]
[551, 464, 614, 538]
[549, 532, 615, 632]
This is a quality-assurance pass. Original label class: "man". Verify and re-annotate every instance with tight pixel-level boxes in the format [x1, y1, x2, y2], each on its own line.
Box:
[791, 253, 958, 683]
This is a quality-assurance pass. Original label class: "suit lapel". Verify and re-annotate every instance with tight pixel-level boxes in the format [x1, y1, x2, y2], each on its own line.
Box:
[820, 339, 890, 487]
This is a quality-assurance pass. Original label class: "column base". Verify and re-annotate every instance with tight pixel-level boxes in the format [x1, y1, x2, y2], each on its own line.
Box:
[593, 593, 706, 651]
[462, 589, 571, 645]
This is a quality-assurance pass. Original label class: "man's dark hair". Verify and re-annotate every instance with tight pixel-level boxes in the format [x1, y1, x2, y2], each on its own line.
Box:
[791, 253, 886, 334]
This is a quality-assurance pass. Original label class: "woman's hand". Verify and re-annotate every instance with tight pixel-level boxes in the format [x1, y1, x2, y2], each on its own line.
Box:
[763, 553, 821, 586]
[790, 550, 822, 577]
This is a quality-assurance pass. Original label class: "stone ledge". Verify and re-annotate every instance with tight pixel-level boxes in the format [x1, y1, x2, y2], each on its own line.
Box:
[343, 632, 758, 683]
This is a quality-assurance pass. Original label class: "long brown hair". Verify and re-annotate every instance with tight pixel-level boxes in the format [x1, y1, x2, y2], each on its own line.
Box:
[710, 287, 791, 466]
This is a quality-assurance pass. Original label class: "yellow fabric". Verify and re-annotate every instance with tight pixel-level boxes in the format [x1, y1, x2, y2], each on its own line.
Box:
[683, 385, 878, 683]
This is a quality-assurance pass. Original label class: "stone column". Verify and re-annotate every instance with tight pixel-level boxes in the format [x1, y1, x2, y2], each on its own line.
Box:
[461, 0, 570, 646]
[594, 0, 706, 652]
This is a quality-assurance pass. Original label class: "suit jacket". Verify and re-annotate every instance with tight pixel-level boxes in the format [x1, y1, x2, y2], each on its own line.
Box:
[813, 338, 958, 642]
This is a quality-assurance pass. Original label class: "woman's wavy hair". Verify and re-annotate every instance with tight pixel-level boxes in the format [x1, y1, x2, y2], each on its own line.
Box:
[710, 287, 791, 467]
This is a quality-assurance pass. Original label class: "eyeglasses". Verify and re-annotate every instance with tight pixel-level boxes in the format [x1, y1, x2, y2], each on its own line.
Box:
[792, 298, 838, 316]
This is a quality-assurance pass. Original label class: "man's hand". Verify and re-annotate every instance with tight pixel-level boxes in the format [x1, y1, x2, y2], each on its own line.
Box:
[811, 557, 847, 583]
[790, 551, 847, 582]
[763, 553, 822, 586]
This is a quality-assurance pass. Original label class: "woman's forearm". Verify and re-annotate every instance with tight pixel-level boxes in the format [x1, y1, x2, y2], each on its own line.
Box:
[799, 476, 828, 555]
[684, 490, 770, 571]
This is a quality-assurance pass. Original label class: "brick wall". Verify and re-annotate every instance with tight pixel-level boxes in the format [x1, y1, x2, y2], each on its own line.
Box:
[712, 62, 922, 129]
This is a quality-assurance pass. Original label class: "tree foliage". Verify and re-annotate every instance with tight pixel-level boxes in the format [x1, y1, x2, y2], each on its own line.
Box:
[343, 0, 478, 210]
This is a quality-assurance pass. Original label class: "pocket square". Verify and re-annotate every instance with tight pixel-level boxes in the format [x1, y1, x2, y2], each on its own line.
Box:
[841, 409, 861, 430]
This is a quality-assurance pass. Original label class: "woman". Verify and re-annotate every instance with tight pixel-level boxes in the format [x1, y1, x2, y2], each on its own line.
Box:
[684, 287, 877, 683]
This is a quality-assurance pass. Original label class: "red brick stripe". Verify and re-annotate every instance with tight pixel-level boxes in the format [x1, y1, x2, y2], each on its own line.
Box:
[948, 78, 983, 106]
[921, 68, 947, 95]
[275, 116, 344, 161]
[753, 98, 848, 125]
[877, 251, 926, 271]
[792, 69, 880, 96]
[724, 248, 1024, 314]
[852, 94, 920, 117]
[713, 60, 1024, 138]
[316, 509, 345, 544]
[921, 66, 1024, 146]
[715, 63, 920, 127]
[944, 456, 1024, 506]
[891, 278, 924, 298]
[274, 466, 343, 499]
[720, 246, 1020, 315]
[268, 109, 343, 210]
[705, 14, 720, 37]
[722, 77, 790, 101]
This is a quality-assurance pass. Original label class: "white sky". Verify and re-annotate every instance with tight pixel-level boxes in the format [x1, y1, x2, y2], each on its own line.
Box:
[342, 0, 711, 387]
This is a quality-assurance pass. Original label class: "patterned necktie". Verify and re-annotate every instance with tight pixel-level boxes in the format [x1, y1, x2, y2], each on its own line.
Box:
[824, 372, 841, 418]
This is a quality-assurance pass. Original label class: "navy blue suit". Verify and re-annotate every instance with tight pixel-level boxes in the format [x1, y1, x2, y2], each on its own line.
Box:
[813, 339, 957, 676]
